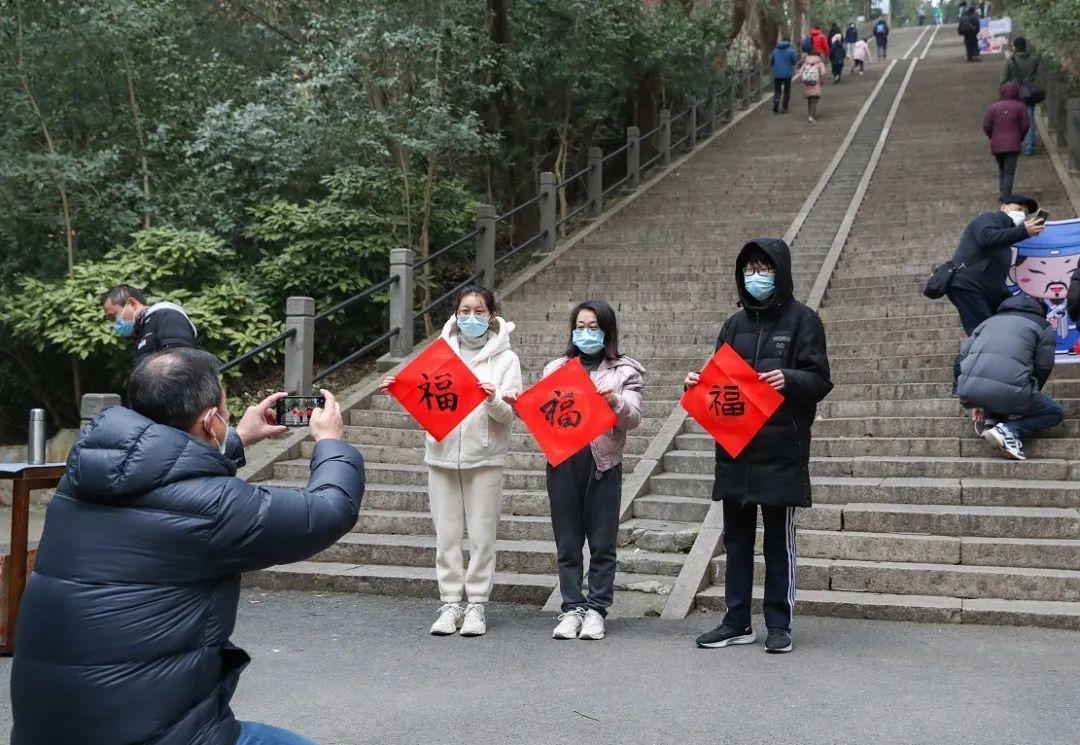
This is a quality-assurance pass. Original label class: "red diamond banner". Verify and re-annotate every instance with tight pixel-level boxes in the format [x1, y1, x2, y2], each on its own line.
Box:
[680, 343, 784, 458]
[388, 338, 488, 442]
[515, 358, 618, 467]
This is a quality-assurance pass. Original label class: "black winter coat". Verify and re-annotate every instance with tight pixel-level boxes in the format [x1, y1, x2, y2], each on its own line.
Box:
[948, 211, 1031, 302]
[10, 407, 365, 745]
[712, 239, 833, 508]
[133, 302, 198, 362]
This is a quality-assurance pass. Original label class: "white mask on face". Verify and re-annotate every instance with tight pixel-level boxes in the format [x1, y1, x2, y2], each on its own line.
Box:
[205, 411, 229, 455]
[1007, 210, 1026, 226]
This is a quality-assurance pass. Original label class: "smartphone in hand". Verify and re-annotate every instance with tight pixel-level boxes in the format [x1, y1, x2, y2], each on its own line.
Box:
[1034, 208, 1050, 222]
[275, 395, 327, 427]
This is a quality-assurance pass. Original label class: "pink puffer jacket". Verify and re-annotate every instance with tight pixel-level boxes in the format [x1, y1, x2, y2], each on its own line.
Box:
[542, 355, 646, 472]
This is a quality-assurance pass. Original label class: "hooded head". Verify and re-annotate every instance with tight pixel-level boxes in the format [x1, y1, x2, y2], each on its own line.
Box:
[1000, 80, 1021, 100]
[735, 238, 794, 313]
[997, 294, 1049, 322]
[776, 38, 791, 49]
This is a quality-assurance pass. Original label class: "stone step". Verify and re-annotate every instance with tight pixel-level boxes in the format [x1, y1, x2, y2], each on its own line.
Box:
[618, 518, 699, 553]
[316, 534, 557, 574]
[823, 312, 957, 333]
[245, 561, 555, 605]
[295, 444, 642, 474]
[842, 503, 1080, 540]
[353, 508, 554, 541]
[693, 585, 1080, 629]
[810, 476, 1080, 509]
[347, 407, 669, 437]
[363, 395, 677, 419]
[275, 461, 557, 490]
[707, 554, 1080, 602]
[819, 303, 949, 320]
[337, 426, 652, 456]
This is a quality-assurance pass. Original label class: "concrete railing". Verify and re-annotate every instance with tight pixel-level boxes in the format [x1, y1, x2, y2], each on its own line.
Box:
[1040, 65, 1080, 177]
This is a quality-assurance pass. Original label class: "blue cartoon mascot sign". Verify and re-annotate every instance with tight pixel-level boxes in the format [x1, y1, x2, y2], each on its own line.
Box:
[1009, 218, 1080, 360]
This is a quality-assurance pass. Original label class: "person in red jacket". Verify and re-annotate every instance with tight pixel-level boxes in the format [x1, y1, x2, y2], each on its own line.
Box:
[983, 80, 1030, 200]
[810, 27, 831, 61]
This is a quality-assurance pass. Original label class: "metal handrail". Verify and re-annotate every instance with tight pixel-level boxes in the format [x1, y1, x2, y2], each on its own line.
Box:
[672, 134, 691, 150]
[415, 227, 483, 271]
[641, 152, 663, 171]
[670, 108, 690, 123]
[418, 271, 485, 318]
[218, 328, 296, 373]
[640, 122, 663, 140]
[602, 143, 630, 163]
[314, 275, 400, 322]
[555, 165, 591, 191]
[495, 231, 547, 267]
[497, 193, 545, 223]
[313, 327, 401, 384]
[601, 175, 628, 198]
[556, 201, 591, 229]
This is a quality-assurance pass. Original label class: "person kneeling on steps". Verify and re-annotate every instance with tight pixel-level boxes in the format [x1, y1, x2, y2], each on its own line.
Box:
[959, 295, 1064, 461]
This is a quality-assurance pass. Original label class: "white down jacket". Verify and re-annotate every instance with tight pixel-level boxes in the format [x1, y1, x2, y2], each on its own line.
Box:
[424, 315, 523, 470]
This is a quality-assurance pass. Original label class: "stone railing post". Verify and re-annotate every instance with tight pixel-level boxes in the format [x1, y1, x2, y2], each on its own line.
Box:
[474, 204, 496, 290]
[704, 86, 717, 135]
[627, 126, 641, 189]
[753, 61, 763, 99]
[587, 146, 603, 216]
[539, 171, 557, 252]
[387, 249, 414, 364]
[1051, 71, 1068, 147]
[1068, 99, 1080, 176]
[688, 101, 698, 148]
[80, 393, 121, 430]
[659, 109, 672, 165]
[742, 66, 752, 108]
[726, 75, 736, 121]
[283, 296, 314, 394]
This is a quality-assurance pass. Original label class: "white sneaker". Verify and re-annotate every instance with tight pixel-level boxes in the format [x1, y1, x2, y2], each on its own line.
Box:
[430, 603, 464, 636]
[459, 603, 487, 637]
[552, 608, 587, 639]
[983, 423, 1027, 460]
[578, 609, 606, 640]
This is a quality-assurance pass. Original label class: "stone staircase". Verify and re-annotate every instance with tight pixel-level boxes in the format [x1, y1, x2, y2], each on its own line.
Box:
[243, 36, 920, 616]
[245, 29, 1080, 630]
[690, 32, 1080, 629]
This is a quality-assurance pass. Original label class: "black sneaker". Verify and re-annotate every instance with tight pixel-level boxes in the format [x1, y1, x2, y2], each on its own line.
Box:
[765, 628, 793, 654]
[695, 624, 755, 648]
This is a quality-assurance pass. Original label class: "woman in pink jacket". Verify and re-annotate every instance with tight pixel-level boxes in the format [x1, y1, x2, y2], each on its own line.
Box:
[798, 52, 828, 122]
[506, 300, 644, 641]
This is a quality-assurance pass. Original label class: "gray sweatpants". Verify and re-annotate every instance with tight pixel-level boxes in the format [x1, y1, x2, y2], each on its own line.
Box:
[546, 447, 622, 616]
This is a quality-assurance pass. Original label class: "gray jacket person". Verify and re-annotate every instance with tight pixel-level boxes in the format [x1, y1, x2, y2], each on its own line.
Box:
[958, 295, 1064, 460]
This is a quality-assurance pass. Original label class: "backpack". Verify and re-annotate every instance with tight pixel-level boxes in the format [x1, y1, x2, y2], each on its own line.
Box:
[801, 36, 813, 54]
[801, 62, 820, 85]
[1010, 58, 1046, 105]
[875, 21, 886, 34]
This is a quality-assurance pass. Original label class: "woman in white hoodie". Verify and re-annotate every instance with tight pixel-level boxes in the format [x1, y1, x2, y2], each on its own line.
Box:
[381, 286, 522, 637]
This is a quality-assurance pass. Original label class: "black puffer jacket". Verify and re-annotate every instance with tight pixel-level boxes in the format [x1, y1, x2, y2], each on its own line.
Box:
[948, 211, 1031, 302]
[133, 301, 198, 362]
[10, 407, 364, 745]
[712, 239, 833, 507]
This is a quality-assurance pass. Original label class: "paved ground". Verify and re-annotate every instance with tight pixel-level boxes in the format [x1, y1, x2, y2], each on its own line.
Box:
[2, 590, 1074, 744]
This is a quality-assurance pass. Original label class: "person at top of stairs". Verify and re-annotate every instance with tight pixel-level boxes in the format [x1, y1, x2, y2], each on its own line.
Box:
[10, 348, 364, 745]
[690, 239, 832, 655]
[381, 286, 522, 638]
[506, 300, 644, 642]
[958, 295, 1064, 461]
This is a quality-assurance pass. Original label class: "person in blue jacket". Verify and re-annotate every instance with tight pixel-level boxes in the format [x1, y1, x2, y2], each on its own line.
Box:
[770, 37, 798, 114]
[10, 347, 366, 745]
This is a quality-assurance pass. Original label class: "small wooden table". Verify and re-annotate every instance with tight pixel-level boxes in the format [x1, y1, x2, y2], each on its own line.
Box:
[0, 463, 64, 655]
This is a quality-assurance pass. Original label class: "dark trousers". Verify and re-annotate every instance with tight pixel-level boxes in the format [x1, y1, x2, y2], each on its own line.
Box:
[948, 286, 997, 384]
[546, 448, 621, 616]
[807, 96, 820, 118]
[964, 34, 980, 60]
[773, 78, 791, 112]
[832, 61, 844, 81]
[990, 393, 1066, 439]
[721, 500, 797, 632]
[854, 60, 865, 73]
[995, 152, 1019, 200]
[876, 36, 888, 58]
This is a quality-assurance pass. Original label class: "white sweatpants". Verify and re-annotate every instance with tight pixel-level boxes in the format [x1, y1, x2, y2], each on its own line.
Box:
[427, 465, 503, 604]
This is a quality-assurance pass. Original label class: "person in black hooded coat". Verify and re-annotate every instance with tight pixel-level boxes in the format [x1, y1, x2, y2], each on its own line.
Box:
[10, 348, 365, 745]
[690, 238, 832, 654]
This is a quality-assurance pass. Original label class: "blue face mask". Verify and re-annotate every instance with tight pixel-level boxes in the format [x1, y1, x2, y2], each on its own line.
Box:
[744, 273, 776, 302]
[112, 306, 136, 337]
[573, 328, 605, 355]
[457, 314, 490, 339]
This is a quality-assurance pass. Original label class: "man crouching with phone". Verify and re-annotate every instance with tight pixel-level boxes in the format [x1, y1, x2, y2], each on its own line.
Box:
[10, 347, 364, 745]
